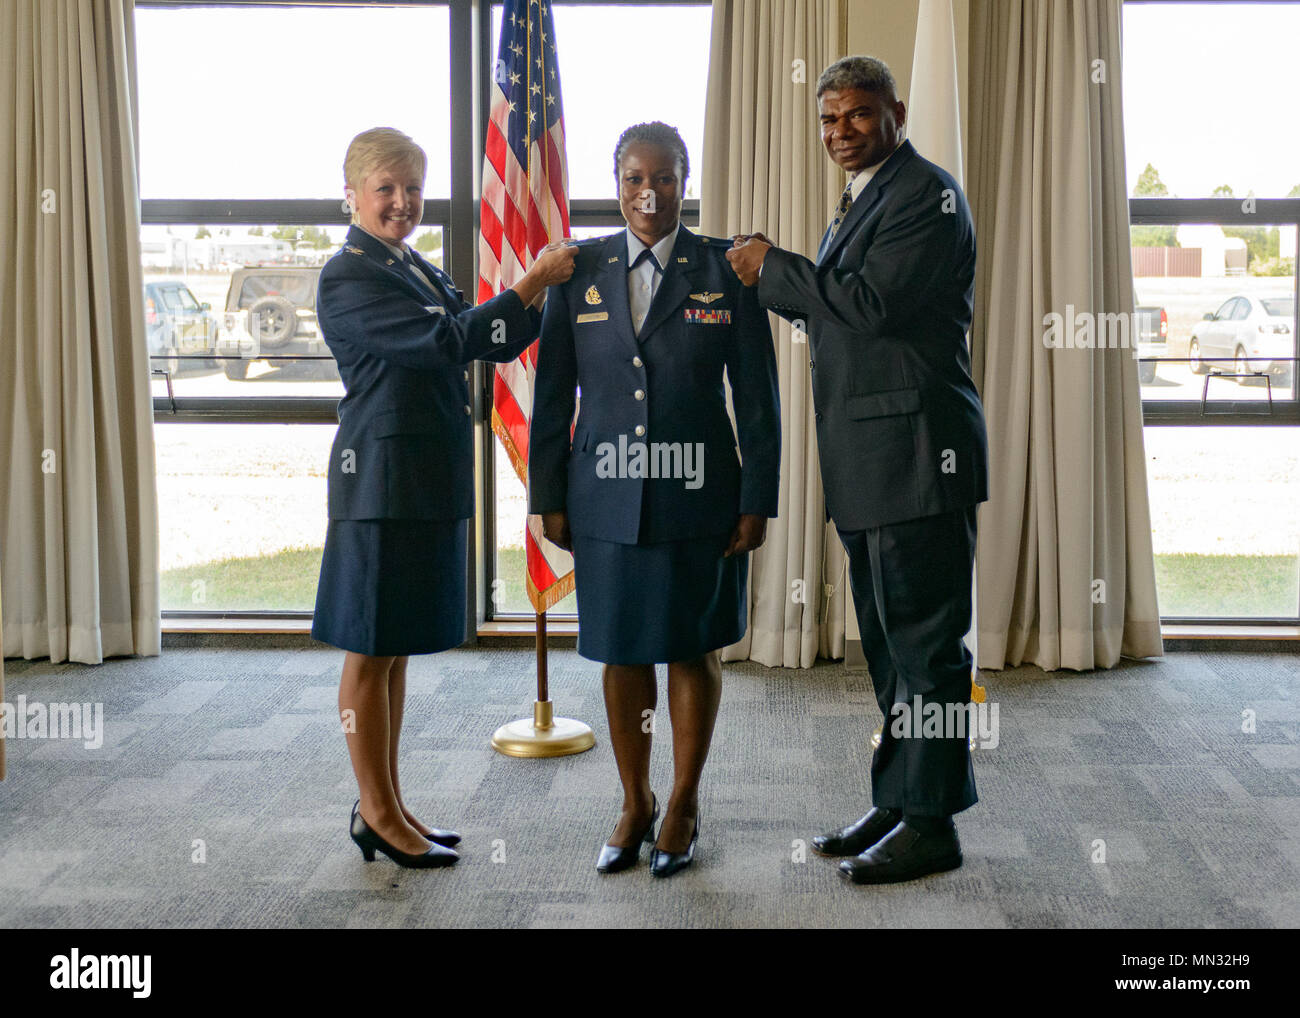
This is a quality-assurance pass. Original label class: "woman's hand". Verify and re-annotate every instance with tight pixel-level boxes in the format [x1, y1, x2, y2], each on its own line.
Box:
[723, 514, 768, 557]
[511, 241, 577, 308]
[541, 510, 572, 551]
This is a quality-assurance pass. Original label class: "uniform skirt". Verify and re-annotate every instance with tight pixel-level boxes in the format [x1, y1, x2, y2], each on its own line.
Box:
[571, 531, 747, 665]
[311, 518, 468, 656]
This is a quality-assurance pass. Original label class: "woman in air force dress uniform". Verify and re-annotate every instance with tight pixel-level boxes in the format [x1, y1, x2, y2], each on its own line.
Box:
[313, 127, 575, 868]
[529, 122, 781, 877]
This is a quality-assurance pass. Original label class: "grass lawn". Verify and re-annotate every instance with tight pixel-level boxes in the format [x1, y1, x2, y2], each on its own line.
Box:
[160, 543, 577, 614]
[161, 545, 1296, 619]
[162, 546, 324, 611]
[1154, 553, 1298, 617]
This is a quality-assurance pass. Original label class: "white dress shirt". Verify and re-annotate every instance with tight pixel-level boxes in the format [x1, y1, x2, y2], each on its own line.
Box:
[625, 226, 678, 336]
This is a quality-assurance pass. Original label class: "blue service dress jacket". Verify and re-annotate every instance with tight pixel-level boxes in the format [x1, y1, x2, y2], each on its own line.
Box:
[757, 140, 988, 531]
[527, 225, 781, 544]
[316, 225, 540, 521]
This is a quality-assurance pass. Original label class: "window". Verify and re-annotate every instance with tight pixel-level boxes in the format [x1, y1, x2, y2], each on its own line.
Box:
[138, 0, 709, 626]
[1125, 1, 1300, 623]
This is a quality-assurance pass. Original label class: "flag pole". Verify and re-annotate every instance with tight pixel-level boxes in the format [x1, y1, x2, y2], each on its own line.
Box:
[485, 0, 593, 757]
[490, 606, 594, 757]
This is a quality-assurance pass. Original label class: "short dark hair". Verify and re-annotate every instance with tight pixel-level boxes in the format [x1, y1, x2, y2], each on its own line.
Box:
[613, 121, 689, 181]
[816, 55, 897, 101]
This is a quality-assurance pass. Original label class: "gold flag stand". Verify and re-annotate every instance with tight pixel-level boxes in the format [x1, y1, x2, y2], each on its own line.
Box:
[491, 610, 595, 758]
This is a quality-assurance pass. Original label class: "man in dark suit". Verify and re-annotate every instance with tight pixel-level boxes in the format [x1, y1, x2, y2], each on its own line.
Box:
[727, 55, 988, 884]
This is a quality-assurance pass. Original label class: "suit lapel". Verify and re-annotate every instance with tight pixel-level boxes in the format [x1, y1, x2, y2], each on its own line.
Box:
[816, 140, 916, 268]
[637, 225, 699, 342]
[408, 248, 460, 310]
[346, 226, 450, 306]
[590, 231, 638, 353]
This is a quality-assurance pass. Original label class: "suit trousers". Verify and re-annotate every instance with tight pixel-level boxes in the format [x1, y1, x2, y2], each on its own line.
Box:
[838, 505, 979, 817]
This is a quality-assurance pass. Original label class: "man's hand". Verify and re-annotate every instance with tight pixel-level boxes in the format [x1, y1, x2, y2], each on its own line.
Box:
[723, 513, 768, 557]
[725, 237, 772, 287]
[541, 510, 571, 551]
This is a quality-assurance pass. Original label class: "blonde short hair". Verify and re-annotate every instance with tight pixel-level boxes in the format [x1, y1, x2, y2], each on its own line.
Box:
[343, 128, 428, 224]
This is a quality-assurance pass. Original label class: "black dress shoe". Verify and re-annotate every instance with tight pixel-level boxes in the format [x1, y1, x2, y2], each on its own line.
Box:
[811, 807, 902, 857]
[350, 803, 459, 868]
[596, 796, 659, 874]
[353, 800, 462, 848]
[838, 821, 961, 884]
[422, 827, 462, 849]
[649, 813, 699, 879]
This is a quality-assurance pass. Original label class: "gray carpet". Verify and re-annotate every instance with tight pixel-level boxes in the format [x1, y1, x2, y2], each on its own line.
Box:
[0, 642, 1296, 928]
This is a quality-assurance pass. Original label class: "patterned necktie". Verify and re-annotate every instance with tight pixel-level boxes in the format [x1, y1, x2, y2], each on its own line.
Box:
[827, 182, 855, 241]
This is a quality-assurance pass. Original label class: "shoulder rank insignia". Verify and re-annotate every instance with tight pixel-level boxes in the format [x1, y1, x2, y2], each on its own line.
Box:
[690, 292, 724, 305]
[345, 245, 364, 255]
[584, 286, 603, 305]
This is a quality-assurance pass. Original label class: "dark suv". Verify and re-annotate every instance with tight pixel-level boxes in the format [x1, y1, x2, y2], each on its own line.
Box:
[215, 267, 334, 380]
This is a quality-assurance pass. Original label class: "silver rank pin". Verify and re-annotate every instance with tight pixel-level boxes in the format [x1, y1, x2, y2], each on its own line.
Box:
[424, 306, 446, 315]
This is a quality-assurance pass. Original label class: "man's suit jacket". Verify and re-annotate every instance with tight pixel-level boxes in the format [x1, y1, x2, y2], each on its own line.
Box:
[529, 225, 780, 545]
[317, 224, 539, 521]
[758, 139, 988, 532]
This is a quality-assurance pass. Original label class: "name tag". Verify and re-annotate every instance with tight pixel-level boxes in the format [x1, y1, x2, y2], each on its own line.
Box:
[576, 312, 609, 323]
[684, 308, 731, 325]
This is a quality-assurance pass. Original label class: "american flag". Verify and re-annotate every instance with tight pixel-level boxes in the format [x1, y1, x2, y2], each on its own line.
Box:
[477, 0, 572, 613]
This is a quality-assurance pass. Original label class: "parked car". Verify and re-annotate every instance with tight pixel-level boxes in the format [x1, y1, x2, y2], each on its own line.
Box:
[143, 280, 219, 375]
[1135, 304, 1167, 384]
[1188, 293, 1295, 383]
[215, 266, 336, 380]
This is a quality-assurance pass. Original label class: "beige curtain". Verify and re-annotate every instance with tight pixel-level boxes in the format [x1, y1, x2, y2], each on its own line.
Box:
[701, 0, 850, 668]
[1, 0, 160, 665]
[968, 0, 1163, 670]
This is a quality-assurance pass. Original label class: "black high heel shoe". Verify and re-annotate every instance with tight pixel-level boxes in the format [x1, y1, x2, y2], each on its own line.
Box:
[350, 802, 459, 868]
[649, 812, 699, 879]
[596, 795, 659, 873]
[422, 828, 462, 849]
[354, 800, 462, 849]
